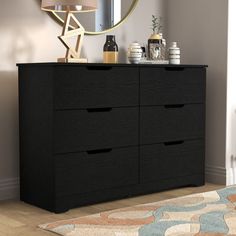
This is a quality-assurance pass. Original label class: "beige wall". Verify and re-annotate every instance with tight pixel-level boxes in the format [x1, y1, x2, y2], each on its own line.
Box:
[0, 0, 166, 199]
[167, 0, 228, 184]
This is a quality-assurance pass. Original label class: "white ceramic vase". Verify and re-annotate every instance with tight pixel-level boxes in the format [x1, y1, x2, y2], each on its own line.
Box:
[168, 42, 181, 64]
[127, 42, 142, 64]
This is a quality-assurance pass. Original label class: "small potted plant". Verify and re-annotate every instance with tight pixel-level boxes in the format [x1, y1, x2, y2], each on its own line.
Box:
[150, 15, 163, 37]
[148, 15, 164, 60]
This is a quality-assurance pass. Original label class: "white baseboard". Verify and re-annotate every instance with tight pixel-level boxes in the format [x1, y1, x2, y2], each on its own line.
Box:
[226, 167, 236, 186]
[0, 178, 19, 201]
[205, 165, 226, 185]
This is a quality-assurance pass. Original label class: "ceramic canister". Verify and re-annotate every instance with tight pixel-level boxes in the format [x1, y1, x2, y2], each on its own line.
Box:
[168, 42, 180, 64]
[127, 42, 142, 64]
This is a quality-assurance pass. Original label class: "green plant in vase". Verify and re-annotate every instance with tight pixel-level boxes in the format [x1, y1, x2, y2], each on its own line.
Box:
[148, 15, 165, 60]
[151, 15, 163, 37]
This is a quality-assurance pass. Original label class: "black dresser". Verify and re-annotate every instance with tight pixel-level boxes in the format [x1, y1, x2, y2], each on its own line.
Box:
[17, 63, 207, 213]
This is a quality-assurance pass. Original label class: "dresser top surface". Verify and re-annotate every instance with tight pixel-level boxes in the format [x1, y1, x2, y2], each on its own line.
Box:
[17, 63, 208, 68]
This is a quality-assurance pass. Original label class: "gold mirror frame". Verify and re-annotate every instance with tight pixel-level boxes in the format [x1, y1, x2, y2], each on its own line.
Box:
[48, 0, 139, 35]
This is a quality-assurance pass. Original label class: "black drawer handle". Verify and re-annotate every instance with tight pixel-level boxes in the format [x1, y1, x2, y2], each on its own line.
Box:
[165, 67, 185, 71]
[87, 108, 112, 113]
[86, 66, 112, 71]
[86, 148, 112, 155]
[164, 104, 185, 109]
[164, 141, 184, 146]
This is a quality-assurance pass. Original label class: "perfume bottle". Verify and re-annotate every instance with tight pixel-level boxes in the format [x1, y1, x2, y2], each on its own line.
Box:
[103, 35, 119, 63]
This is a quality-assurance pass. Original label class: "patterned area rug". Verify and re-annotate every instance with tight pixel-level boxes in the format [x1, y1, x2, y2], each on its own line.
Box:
[39, 186, 236, 236]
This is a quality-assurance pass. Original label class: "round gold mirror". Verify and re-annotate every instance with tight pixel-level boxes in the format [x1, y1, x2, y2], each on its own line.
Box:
[48, 0, 139, 35]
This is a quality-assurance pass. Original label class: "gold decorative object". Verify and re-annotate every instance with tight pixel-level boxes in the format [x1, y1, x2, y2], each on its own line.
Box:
[41, 0, 97, 63]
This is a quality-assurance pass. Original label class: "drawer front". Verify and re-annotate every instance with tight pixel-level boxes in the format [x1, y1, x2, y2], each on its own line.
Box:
[54, 108, 139, 154]
[140, 67, 206, 106]
[55, 147, 139, 196]
[140, 140, 205, 183]
[54, 66, 139, 109]
[140, 104, 205, 144]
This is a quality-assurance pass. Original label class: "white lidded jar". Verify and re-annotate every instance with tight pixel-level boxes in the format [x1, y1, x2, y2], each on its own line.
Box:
[168, 42, 180, 64]
[127, 42, 142, 64]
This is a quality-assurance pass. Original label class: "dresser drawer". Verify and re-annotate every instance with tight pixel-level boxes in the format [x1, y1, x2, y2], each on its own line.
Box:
[55, 147, 139, 196]
[140, 140, 204, 183]
[140, 104, 205, 144]
[140, 67, 206, 106]
[54, 107, 139, 153]
[54, 66, 139, 109]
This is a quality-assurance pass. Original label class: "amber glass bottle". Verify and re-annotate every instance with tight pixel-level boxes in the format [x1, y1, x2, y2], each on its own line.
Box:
[103, 35, 118, 63]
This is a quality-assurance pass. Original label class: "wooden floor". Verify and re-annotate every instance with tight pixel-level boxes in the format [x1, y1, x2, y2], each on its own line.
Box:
[0, 183, 224, 236]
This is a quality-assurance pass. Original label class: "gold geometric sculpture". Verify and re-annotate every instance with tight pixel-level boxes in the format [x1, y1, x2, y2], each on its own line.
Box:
[58, 11, 86, 62]
[41, 0, 97, 63]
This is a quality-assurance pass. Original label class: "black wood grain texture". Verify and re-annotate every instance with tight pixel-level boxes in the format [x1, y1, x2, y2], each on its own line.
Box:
[54, 174, 205, 213]
[54, 66, 139, 109]
[54, 108, 139, 153]
[140, 67, 206, 105]
[140, 104, 205, 144]
[19, 65, 54, 211]
[54, 147, 139, 196]
[140, 140, 205, 183]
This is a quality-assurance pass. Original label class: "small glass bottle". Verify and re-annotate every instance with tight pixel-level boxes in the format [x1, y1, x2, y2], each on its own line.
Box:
[103, 35, 119, 63]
